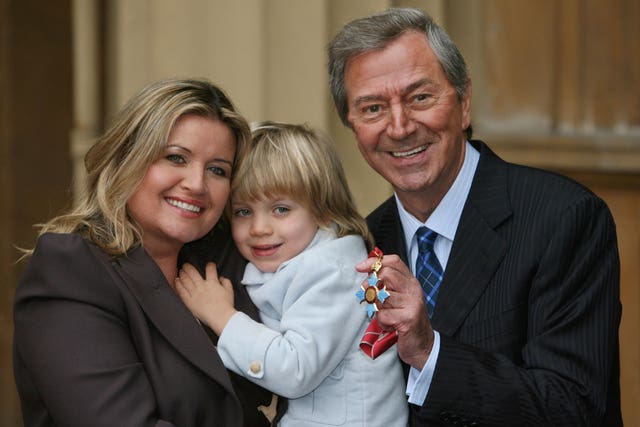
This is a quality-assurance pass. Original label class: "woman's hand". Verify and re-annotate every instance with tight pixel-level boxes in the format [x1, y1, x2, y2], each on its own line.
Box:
[175, 262, 237, 335]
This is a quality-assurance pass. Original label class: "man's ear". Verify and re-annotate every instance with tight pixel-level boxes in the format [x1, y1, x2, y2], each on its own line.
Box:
[461, 78, 472, 130]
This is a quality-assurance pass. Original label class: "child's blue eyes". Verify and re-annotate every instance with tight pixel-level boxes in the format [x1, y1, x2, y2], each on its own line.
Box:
[274, 206, 290, 215]
[234, 208, 252, 217]
[232, 206, 291, 217]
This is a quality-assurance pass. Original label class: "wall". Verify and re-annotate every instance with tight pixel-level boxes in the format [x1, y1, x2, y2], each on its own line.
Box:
[1, 1, 638, 424]
[0, 1, 73, 425]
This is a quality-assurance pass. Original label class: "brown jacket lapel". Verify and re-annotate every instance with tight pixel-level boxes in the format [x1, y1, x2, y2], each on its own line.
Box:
[113, 246, 237, 397]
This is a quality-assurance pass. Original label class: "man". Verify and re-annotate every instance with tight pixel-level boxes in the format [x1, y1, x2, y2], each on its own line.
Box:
[328, 8, 621, 426]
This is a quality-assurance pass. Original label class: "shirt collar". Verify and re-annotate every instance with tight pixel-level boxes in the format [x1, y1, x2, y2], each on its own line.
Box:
[397, 141, 479, 247]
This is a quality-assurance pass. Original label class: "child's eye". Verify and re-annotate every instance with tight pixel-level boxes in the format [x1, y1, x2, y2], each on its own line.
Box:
[274, 206, 290, 215]
[233, 208, 252, 217]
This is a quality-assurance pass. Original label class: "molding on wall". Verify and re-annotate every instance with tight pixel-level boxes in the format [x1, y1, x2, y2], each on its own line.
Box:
[481, 132, 640, 175]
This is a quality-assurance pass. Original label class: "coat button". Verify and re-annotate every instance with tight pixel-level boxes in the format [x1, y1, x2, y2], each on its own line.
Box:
[249, 361, 261, 374]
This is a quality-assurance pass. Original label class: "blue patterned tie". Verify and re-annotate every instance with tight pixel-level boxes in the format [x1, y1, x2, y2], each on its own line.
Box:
[415, 226, 443, 318]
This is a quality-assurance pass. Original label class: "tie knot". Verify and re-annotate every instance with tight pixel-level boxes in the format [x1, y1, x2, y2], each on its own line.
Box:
[416, 226, 437, 252]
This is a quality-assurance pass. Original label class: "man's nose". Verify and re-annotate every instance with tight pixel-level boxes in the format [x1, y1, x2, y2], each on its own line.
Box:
[386, 102, 416, 140]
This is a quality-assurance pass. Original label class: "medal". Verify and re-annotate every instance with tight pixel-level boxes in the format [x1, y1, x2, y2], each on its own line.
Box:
[355, 247, 389, 318]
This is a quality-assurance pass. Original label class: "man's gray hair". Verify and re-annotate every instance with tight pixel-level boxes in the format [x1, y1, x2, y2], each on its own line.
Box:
[328, 7, 471, 138]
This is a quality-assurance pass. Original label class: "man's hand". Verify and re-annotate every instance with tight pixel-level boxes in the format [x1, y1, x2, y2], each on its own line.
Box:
[357, 254, 434, 370]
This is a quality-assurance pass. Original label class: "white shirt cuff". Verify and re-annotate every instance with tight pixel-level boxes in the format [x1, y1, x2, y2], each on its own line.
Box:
[406, 330, 440, 405]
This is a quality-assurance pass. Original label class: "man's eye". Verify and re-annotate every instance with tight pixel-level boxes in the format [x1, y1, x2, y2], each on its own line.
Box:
[364, 105, 381, 114]
[410, 93, 435, 107]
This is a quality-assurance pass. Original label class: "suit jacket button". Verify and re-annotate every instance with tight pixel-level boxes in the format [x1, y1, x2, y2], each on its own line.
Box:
[249, 361, 262, 374]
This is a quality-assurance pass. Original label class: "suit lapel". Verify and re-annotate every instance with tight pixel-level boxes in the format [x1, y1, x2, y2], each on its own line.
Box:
[113, 246, 236, 395]
[432, 141, 511, 335]
[369, 197, 408, 263]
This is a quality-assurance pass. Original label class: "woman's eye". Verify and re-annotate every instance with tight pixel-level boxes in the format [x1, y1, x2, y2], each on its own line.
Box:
[166, 154, 185, 164]
[207, 165, 227, 177]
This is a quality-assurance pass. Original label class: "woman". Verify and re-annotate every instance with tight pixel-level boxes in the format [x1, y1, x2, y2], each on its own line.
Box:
[13, 78, 280, 427]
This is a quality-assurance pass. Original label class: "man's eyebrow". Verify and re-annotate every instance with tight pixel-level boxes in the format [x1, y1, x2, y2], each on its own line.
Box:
[353, 94, 385, 106]
[405, 78, 435, 94]
[352, 78, 436, 106]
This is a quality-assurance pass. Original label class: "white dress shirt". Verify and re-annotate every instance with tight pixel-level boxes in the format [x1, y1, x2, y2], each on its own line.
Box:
[397, 141, 480, 405]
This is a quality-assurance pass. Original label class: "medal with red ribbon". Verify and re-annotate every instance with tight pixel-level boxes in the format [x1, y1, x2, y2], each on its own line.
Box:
[355, 247, 398, 359]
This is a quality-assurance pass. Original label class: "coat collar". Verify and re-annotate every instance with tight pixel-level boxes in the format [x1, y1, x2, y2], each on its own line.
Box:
[112, 245, 237, 396]
[369, 196, 408, 262]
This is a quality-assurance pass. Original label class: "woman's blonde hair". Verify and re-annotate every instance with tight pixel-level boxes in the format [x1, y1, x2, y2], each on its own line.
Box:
[232, 121, 374, 250]
[28, 78, 250, 257]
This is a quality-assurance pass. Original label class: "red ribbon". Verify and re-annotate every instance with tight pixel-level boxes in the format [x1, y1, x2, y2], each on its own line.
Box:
[360, 317, 398, 359]
[368, 247, 383, 259]
[359, 247, 398, 359]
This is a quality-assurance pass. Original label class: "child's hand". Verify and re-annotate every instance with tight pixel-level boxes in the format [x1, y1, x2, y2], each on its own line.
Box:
[175, 262, 237, 335]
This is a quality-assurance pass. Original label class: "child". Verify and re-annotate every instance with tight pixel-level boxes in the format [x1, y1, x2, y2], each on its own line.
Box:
[176, 122, 408, 426]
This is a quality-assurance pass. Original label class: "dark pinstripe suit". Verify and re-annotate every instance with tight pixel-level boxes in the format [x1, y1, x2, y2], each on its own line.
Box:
[368, 140, 622, 426]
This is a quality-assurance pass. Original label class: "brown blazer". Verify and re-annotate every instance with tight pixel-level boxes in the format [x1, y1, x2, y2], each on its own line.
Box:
[13, 229, 275, 427]
[367, 140, 622, 426]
